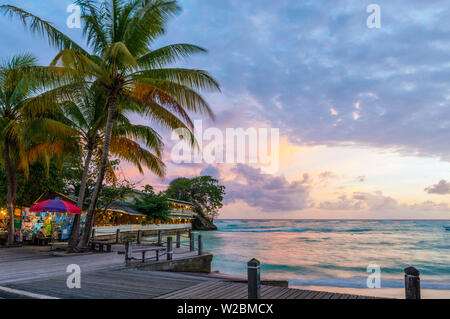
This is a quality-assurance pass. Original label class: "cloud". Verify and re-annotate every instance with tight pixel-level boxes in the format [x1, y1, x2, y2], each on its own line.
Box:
[224, 164, 312, 212]
[319, 191, 398, 211]
[5, 1, 450, 162]
[318, 171, 339, 182]
[319, 194, 364, 210]
[158, 0, 450, 161]
[200, 165, 221, 179]
[356, 176, 366, 183]
[425, 180, 450, 194]
[319, 191, 449, 214]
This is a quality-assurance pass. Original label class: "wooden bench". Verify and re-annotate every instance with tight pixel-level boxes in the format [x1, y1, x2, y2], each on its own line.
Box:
[121, 246, 166, 263]
[90, 240, 112, 253]
[36, 237, 51, 246]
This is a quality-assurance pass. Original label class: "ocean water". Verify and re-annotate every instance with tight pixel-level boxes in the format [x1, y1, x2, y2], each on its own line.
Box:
[197, 220, 450, 290]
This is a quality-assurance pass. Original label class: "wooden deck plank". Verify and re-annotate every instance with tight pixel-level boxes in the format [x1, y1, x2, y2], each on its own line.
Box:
[155, 282, 216, 299]
[260, 286, 284, 298]
[204, 283, 248, 299]
[192, 282, 238, 299]
[262, 287, 291, 299]
[286, 289, 312, 299]
[314, 291, 328, 299]
[187, 282, 234, 299]
[302, 290, 321, 299]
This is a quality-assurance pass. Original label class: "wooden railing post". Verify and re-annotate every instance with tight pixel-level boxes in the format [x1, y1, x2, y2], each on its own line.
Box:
[124, 239, 133, 265]
[157, 230, 162, 246]
[198, 235, 203, 256]
[176, 231, 181, 248]
[405, 267, 421, 299]
[190, 232, 195, 252]
[116, 229, 120, 244]
[137, 230, 142, 244]
[248, 258, 261, 299]
[167, 237, 173, 261]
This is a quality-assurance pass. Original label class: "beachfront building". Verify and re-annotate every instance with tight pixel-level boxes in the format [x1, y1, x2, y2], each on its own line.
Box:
[1, 190, 194, 244]
[92, 189, 194, 238]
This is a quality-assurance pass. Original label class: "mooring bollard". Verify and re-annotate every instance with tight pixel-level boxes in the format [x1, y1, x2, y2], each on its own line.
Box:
[248, 258, 261, 299]
[167, 237, 173, 261]
[190, 232, 195, 251]
[137, 230, 142, 244]
[176, 231, 181, 248]
[116, 229, 121, 244]
[124, 239, 133, 265]
[157, 230, 162, 246]
[405, 267, 421, 299]
[198, 235, 203, 256]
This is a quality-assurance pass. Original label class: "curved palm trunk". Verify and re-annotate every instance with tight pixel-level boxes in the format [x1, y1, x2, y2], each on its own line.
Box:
[77, 98, 117, 249]
[68, 144, 94, 249]
[4, 142, 17, 246]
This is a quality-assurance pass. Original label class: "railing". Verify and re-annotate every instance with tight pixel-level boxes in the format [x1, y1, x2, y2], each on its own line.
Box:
[123, 230, 204, 264]
[93, 223, 191, 236]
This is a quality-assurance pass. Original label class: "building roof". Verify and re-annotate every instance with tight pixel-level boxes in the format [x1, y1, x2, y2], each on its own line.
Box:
[34, 192, 77, 205]
[106, 201, 146, 216]
[33, 188, 194, 218]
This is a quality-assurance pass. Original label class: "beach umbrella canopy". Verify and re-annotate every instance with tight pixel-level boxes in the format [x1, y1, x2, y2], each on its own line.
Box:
[30, 199, 81, 214]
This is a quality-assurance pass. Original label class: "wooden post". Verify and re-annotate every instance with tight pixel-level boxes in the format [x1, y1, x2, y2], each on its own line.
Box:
[198, 234, 203, 256]
[190, 232, 195, 251]
[137, 230, 142, 245]
[116, 229, 121, 244]
[91, 228, 95, 239]
[176, 231, 181, 248]
[124, 239, 133, 265]
[157, 230, 162, 246]
[248, 258, 261, 299]
[405, 267, 421, 299]
[167, 237, 173, 261]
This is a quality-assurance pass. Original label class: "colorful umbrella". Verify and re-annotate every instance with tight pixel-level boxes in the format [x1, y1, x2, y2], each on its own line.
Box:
[30, 199, 81, 215]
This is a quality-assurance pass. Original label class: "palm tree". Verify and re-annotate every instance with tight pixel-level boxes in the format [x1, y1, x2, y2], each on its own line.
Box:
[2, 0, 220, 248]
[0, 54, 78, 245]
[60, 84, 165, 247]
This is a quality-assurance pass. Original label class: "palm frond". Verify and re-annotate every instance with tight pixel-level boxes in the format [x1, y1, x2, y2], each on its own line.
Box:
[110, 136, 165, 177]
[136, 44, 207, 69]
[128, 82, 194, 127]
[0, 5, 88, 55]
[113, 120, 164, 156]
[123, 0, 180, 56]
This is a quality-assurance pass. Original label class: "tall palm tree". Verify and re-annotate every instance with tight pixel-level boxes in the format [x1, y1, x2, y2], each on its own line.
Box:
[2, 0, 220, 248]
[0, 54, 79, 245]
[61, 85, 165, 247]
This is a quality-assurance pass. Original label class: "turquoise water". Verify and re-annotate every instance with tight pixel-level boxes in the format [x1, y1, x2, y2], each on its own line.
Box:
[197, 220, 450, 290]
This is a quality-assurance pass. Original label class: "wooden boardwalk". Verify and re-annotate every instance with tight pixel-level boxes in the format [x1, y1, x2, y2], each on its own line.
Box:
[155, 281, 377, 299]
[0, 245, 198, 285]
[0, 247, 380, 299]
[4, 267, 378, 299]
[5, 269, 213, 299]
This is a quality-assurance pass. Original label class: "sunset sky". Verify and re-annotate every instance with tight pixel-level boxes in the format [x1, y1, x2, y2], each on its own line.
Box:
[3, 0, 450, 219]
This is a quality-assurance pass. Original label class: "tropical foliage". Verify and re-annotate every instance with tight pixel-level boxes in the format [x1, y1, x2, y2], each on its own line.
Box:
[0, 54, 79, 245]
[134, 185, 171, 222]
[0, 0, 220, 248]
[166, 176, 225, 221]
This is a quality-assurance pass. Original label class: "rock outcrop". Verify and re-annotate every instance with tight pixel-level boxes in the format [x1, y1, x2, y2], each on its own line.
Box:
[191, 214, 217, 231]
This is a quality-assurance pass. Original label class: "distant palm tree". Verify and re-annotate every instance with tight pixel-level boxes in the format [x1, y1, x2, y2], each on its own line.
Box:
[2, 0, 220, 248]
[0, 54, 78, 245]
[61, 85, 165, 247]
